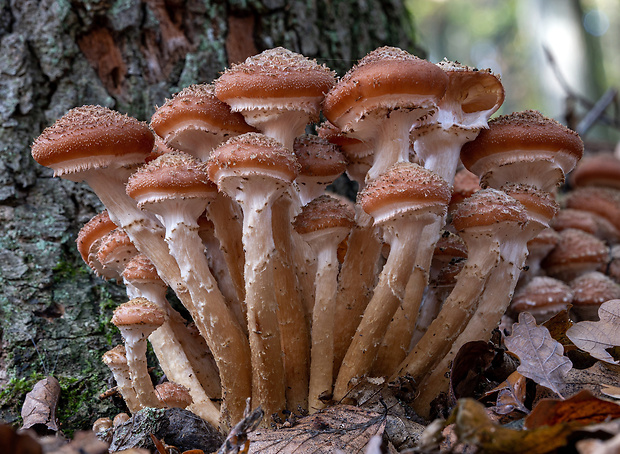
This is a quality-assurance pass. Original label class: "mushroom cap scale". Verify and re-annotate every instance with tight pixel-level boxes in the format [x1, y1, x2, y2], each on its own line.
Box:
[460, 110, 583, 179]
[112, 297, 166, 327]
[293, 194, 355, 235]
[323, 47, 448, 127]
[126, 152, 217, 207]
[31, 105, 154, 177]
[358, 162, 451, 223]
[214, 47, 335, 107]
[206, 132, 300, 184]
[451, 188, 528, 231]
[150, 84, 255, 140]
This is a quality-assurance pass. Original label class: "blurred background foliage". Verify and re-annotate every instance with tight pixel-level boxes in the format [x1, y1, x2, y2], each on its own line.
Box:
[408, 0, 620, 147]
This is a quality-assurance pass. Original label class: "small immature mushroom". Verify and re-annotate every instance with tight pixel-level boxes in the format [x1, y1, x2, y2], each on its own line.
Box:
[96, 228, 139, 278]
[207, 132, 300, 418]
[113, 412, 130, 427]
[214, 47, 336, 150]
[112, 298, 166, 409]
[460, 110, 584, 191]
[510, 276, 573, 323]
[541, 228, 608, 282]
[76, 211, 118, 280]
[92, 417, 113, 433]
[126, 151, 251, 425]
[293, 195, 355, 411]
[323, 46, 448, 182]
[102, 345, 141, 414]
[570, 271, 620, 321]
[155, 382, 193, 409]
[333, 163, 450, 401]
[150, 83, 256, 161]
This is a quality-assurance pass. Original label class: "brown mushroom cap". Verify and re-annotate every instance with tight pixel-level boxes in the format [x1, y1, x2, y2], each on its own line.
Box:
[97, 228, 139, 276]
[570, 271, 620, 308]
[323, 47, 448, 128]
[102, 344, 128, 368]
[541, 228, 609, 282]
[358, 162, 451, 223]
[570, 152, 620, 189]
[155, 381, 193, 409]
[150, 84, 255, 141]
[293, 194, 355, 235]
[460, 110, 584, 189]
[31, 105, 154, 178]
[502, 183, 559, 227]
[293, 135, 347, 178]
[122, 254, 166, 288]
[112, 297, 166, 328]
[76, 211, 117, 267]
[214, 47, 335, 111]
[206, 132, 300, 184]
[451, 188, 528, 232]
[565, 186, 620, 235]
[510, 276, 573, 319]
[126, 151, 217, 208]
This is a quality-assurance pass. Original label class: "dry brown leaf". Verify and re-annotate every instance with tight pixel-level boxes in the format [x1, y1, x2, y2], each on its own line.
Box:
[566, 300, 620, 365]
[447, 398, 577, 454]
[21, 376, 60, 434]
[524, 389, 620, 430]
[0, 424, 42, 454]
[484, 371, 529, 415]
[543, 310, 576, 351]
[247, 405, 385, 453]
[504, 312, 573, 397]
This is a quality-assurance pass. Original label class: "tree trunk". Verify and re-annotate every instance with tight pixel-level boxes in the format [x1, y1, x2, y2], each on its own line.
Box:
[0, 0, 414, 432]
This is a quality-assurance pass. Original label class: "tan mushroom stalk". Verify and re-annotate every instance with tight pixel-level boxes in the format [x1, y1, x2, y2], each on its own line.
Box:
[207, 133, 300, 418]
[333, 163, 450, 401]
[323, 46, 448, 183]
[214, 47, 336, 151]
[112, 298, 166, 409]
[125, 151, 251, 425]
[392, 188, 528, 385]
[121, 254, 221, 425]
[293, 195, 355, 412]
[102, 345, 141, 414]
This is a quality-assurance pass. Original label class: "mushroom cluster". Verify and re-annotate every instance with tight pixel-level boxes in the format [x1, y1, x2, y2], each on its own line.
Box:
[31, 46, 587, 429]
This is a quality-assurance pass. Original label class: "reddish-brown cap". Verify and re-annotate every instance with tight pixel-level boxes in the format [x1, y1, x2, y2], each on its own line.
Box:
[527, 227, 560, 254]
[122, 254, 165, 287]
[323, 47, 448, 127]
[565, 186, 620, 234]
[570, 271, 620, 308]
[97, 228, 138, 275]
[449, 168, 481, 211]
[451, 188, 528, 231]
[102, 344, 128, 367]
[358, 162, 451, 222]
[551, 208, 600, 236]
[31, 105, 154, 177]
[155, 382, 193, 409]
[214, 47, 335, 106]
[112, 297, 165, 328]
[502, 183, 559, 226]
[207, 132, 300, 184]
[510, 276, 573, 317]
[293, 194, 355, 235]
[293, 135, 347, 178]
[569, 152, 620, 190]
[151, 84, 255, 141]
[126, 151, 217, 207]
[76, 211, 117, 266]
[316, 121, 373, 158]
[541, 228, 608, 281]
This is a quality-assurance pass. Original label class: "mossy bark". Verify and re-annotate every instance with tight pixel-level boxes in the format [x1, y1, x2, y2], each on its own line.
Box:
[0, 0, 414, 433]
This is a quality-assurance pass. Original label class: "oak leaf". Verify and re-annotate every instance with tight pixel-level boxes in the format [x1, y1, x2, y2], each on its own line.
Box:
[484, 371, 529, 415]
[20, 376, 60, 435]
[504, 312, 573, 397]
[566, 299, 620, 365]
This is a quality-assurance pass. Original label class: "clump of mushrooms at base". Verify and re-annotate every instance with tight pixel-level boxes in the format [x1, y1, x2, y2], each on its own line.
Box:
[31, 45, 590, 431]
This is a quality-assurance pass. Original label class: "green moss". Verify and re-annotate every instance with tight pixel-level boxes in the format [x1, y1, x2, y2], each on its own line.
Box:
[0, 372, 47, 425]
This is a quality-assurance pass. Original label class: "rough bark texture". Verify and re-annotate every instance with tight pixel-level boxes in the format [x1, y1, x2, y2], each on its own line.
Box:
[0, 0, 414, 432]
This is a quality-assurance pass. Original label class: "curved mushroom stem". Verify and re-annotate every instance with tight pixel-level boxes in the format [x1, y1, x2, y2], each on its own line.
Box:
[333, 216, 429, 401]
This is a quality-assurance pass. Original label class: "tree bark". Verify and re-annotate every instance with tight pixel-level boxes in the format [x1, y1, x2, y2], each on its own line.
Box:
[0, 0, 414, 432]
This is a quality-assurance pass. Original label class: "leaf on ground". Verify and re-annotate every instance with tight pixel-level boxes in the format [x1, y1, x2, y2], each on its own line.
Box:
[248, 405, 386, 453]
[504, 312, 573, 397]
[20, 376, 60, 435]
[450, 341, 496, 400]
[484, 371, 529, 415]
[447, 398, 576, 454]
[525, 389, 620, 430]
[566, 300, 620, 365]
[543, 310, 576, 352]
[601, 385, 620, 399]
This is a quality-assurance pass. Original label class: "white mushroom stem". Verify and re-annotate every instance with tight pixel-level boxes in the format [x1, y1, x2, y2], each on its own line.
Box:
[242, 108, 312, 151]
[102, 346, 141, 414]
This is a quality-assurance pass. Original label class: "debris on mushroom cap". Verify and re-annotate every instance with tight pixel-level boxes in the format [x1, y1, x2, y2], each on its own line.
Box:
[293, 194, 355, 235]
[323, 46, 448, 127]
[358, 162, 451, 222]
[565, 186, 620, 235]
[510, 276, 573, 321]
[541, 228, 609, 282]
[126, 151, 216, 206]
[451, 188, 528, 232]
[112, 297, 166, 327]
[155, 381, 193, 408]
[206, 132, 300, 183]
[293, 135, 347, 177]
[150, 84, 256, 140]
[214, 47, 335, 106]
[569, 152, 620, 189]
[31, 105, 154, 177]
[92, 417, 113, 433]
